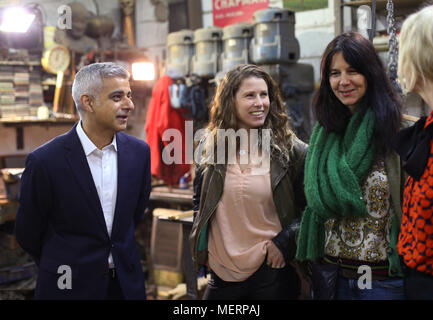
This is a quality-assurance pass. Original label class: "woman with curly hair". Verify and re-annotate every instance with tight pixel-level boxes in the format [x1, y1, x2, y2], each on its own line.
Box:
[189, 64, 307, 300]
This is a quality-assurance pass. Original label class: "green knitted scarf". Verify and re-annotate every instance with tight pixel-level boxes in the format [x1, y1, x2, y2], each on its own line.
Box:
[296, 107, 376, 261]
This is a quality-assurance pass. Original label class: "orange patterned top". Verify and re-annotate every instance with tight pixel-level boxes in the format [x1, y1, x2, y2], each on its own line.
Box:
[397, 112, 433, 275]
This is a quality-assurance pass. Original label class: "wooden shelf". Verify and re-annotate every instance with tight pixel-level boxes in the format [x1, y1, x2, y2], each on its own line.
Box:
[0, 199, 18, 224]
[150, 186, 193, 205]
[342, 0, 425, 9]
[0, 60, 41, 66]
[342, 0, 372, 6]
[0, 116, 77, 127]
[372, 34, 400, 52]
[41, 79, 56, 86]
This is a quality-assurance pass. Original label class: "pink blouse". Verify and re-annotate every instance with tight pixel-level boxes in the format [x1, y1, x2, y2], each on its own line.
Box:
[208, 163, 282, 281]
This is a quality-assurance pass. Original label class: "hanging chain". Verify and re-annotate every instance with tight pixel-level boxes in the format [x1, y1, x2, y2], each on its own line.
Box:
[386, 0, 402, 93]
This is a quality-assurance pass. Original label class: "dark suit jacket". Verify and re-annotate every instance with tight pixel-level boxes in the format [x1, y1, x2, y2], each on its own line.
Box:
[14, 125, 151, 300]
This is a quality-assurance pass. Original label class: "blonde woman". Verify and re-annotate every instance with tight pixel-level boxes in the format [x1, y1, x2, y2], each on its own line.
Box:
[392, 5, 433, 300]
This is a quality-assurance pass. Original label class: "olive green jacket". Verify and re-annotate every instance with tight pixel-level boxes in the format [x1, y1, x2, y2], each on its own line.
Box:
[189, 137, 308, 272]
[383, 117, 415, 276]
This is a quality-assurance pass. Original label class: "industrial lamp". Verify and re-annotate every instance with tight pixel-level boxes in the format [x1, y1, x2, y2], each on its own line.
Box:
[0, 7, 36, 33]
[132, 62, 155, 81]
[0, 4, 44, 50]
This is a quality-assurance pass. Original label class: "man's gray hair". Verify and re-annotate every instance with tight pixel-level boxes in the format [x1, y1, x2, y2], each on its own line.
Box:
[72, 62, 130, 116]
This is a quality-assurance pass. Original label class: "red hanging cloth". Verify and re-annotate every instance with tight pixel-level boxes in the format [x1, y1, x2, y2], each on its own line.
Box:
[145, 75, 190, 186]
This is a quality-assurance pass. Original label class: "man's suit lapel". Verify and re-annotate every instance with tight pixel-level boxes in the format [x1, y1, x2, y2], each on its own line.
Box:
[111, 132, 131, 236]
[64, 125, 109, 237]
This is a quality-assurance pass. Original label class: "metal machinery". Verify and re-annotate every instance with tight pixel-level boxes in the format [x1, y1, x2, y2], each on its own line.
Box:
[250, 8, 314, 142]
[192, 26, 223, 78]
[220, 23, 252, 73]
[166, 29, 195, 80]
[165, 7, 315, 142]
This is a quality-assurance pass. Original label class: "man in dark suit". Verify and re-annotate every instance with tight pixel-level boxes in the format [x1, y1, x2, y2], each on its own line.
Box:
[14, 62, 151, 300]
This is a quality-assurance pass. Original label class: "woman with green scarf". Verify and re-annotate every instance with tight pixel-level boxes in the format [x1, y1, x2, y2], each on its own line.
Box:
[296, 32, 408, 300]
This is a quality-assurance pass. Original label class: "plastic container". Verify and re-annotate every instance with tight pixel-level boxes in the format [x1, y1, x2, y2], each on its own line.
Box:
[191, 26, 223, 78]
[220, 23, 253, 72]
[166, 29, 194, 78]
[250, 8, 300, 64]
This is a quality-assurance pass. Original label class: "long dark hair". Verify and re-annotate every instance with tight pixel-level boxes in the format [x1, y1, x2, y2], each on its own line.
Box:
[313, 32, 402, 156]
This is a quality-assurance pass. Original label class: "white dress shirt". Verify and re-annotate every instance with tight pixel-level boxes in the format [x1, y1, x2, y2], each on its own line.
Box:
[76, 121, 118, 268]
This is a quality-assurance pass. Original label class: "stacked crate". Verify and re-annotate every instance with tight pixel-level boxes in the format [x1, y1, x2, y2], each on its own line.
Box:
[0, 62, 44, 119]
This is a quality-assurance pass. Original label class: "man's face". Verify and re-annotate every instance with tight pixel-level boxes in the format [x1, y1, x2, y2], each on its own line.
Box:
[91, 77, 134, 133]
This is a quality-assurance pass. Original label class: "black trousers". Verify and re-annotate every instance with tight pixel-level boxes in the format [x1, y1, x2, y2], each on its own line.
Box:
[203, 261, 300, 300]
[105, 269, 124, 300]
[404, 267, 433, 300]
